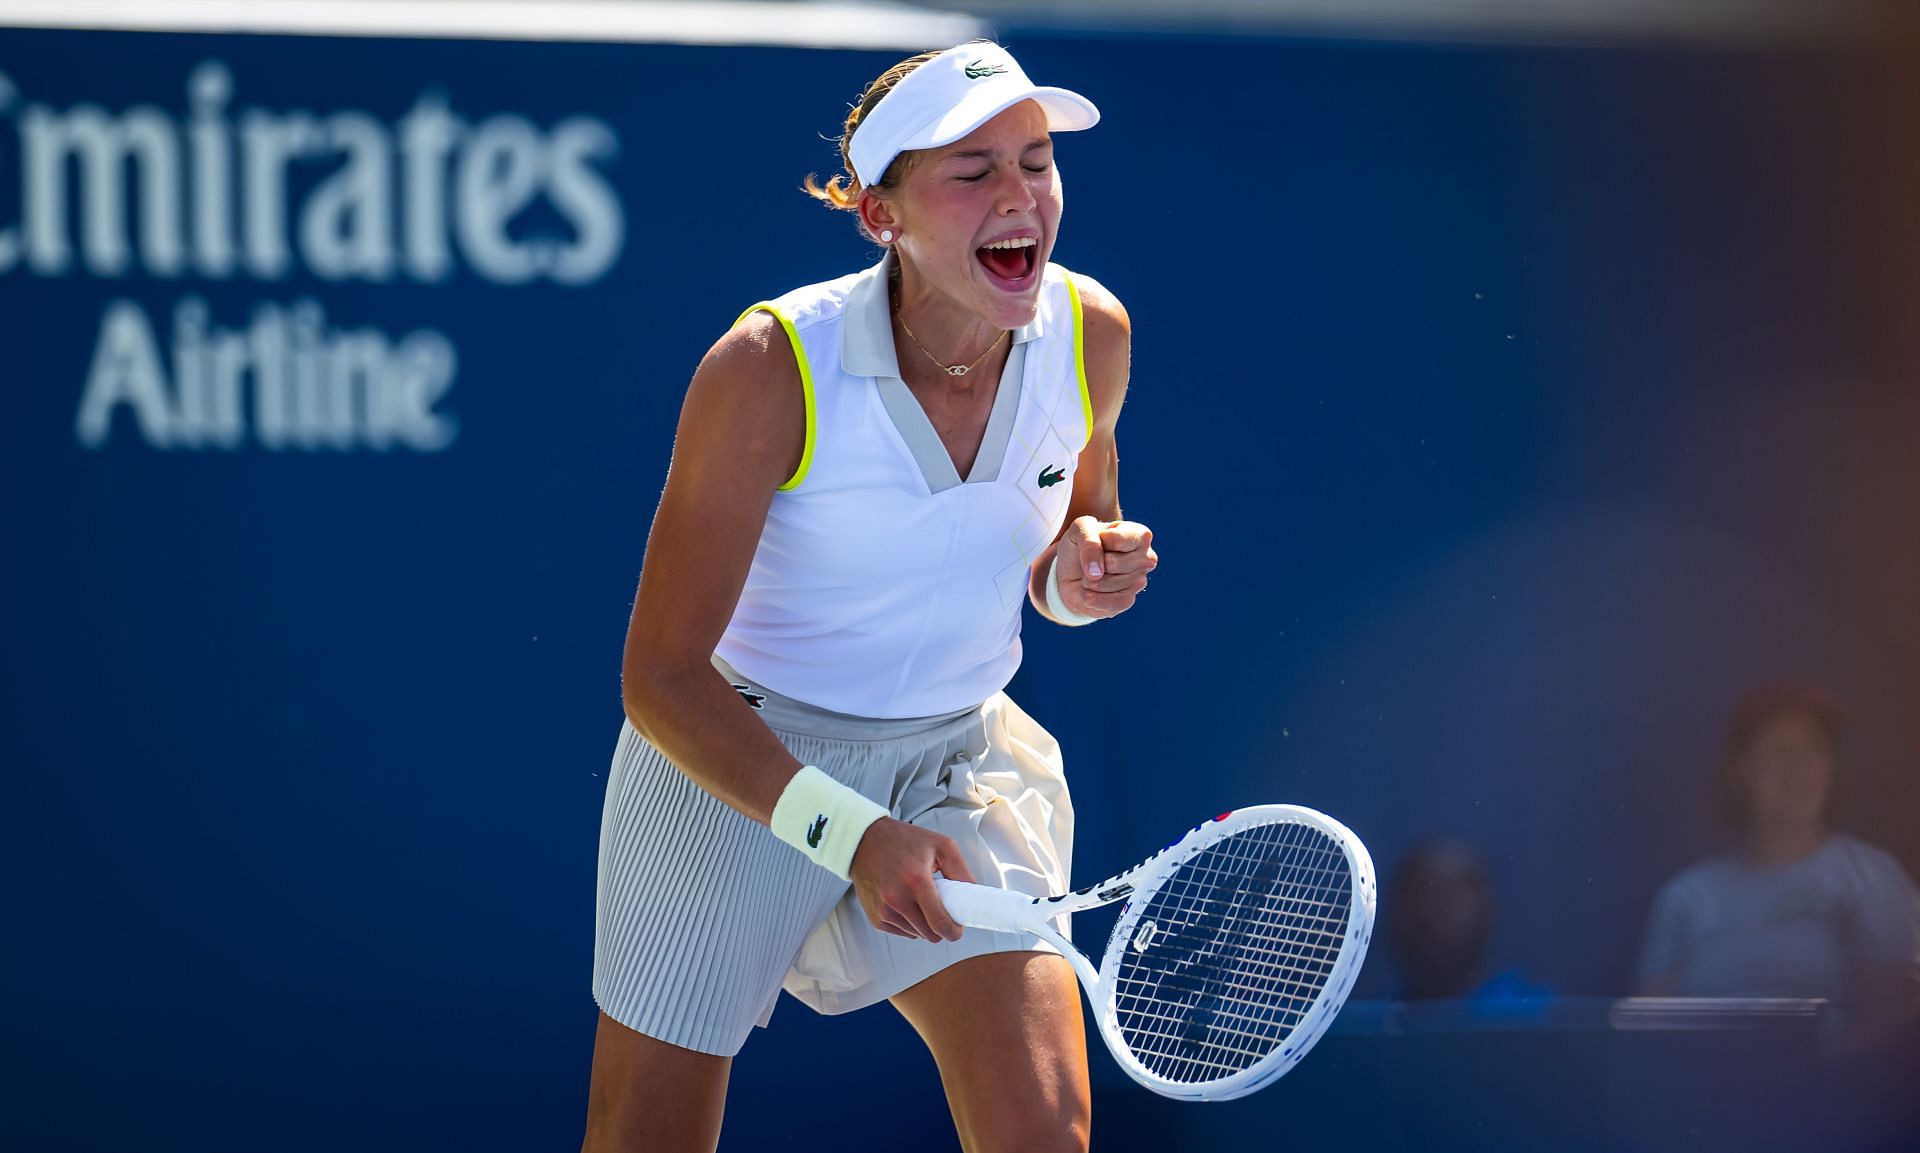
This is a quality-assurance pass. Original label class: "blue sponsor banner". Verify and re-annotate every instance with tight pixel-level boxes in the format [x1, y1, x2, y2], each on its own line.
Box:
[0, 30, 931, 1149]
[5, 21, 1916, 1153]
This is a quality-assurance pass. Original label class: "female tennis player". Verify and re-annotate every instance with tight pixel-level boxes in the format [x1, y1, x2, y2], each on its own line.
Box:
[581, 41, 1152, 1153]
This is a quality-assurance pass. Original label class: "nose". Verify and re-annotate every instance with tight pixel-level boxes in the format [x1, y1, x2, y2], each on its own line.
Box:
[994, 161, 1037, 216]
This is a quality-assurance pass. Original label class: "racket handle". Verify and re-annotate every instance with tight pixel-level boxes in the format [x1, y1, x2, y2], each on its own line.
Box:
[934, 879, 1044, 935]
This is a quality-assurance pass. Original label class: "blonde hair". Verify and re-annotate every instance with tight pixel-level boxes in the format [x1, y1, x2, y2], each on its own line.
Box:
[802, 50, 943, 235]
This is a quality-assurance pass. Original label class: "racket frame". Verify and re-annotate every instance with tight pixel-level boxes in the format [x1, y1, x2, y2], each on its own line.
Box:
[935, 803, 1377, 1101]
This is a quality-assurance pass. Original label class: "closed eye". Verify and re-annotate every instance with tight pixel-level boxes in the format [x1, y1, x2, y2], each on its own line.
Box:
[957, 163, 1052, 183]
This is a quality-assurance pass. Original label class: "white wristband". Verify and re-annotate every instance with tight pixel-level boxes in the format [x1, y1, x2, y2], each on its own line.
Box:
[1045, 554, 1099, 627]
[770, 765, 889, 879]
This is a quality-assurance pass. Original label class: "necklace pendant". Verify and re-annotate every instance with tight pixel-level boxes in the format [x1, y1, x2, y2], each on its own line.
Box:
[946, 364, 969, 376]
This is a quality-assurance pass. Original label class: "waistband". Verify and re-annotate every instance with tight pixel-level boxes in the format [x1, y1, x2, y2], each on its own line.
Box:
[710, 653, 980, 742]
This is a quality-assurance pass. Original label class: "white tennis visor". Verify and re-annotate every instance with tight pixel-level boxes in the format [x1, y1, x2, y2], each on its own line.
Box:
[848, 41, 1100, 189]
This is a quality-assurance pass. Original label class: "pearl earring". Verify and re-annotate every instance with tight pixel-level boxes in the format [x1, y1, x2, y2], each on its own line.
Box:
[880, 230, 894, 243]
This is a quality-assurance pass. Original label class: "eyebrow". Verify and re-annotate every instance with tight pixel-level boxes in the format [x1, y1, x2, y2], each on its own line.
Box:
[943, 138, 1053, 162]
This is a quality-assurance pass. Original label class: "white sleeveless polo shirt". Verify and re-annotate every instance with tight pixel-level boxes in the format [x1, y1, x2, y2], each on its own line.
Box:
[712, 252, 1097, 719]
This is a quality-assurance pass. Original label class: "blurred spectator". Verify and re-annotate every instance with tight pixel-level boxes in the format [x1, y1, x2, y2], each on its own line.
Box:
[1387, 838, 1554, 1009]
[1635, 683, 1920, 1051]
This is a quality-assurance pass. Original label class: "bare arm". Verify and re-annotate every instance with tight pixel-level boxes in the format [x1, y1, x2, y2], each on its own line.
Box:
[1029, 277, 1156, 621]
[620, 313, 973, 941]
[620, 312, 808, 824]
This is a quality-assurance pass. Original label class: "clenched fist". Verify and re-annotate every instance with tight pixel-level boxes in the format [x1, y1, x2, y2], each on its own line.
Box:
[1050, 516, 1157, 622]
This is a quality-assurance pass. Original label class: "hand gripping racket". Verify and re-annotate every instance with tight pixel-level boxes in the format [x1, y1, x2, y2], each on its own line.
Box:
[934, 804, 1376, 1101]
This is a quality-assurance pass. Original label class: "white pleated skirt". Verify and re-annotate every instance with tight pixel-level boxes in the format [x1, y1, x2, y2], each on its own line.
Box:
[590, 659, 1075, 1057]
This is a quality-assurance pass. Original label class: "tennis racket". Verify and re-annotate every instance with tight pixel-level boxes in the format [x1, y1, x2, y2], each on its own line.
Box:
[934, 804, 1375, 1101]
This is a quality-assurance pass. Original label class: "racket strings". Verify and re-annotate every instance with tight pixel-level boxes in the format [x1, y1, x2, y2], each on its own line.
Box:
[1112, 839, 1347, 1079]
[1106, 820, 1353, 1086]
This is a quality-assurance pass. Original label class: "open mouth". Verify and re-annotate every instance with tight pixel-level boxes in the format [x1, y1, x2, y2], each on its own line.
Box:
[976, 238, 1038, 289]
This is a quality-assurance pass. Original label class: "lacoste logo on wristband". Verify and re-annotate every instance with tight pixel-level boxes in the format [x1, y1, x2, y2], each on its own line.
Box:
[806, 814, 829, 848]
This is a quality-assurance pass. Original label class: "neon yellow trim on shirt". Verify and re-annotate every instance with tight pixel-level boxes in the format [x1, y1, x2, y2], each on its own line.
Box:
[735, 302, 817, 491]
[1062, 272, 1094, 448]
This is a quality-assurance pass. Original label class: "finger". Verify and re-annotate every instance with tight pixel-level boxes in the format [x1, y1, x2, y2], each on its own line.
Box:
[1098, 523, 1150, 552]
[1091, 550, 1153, 583]
[932, 837, 977, 885]
[869, 902, 914, 938]
[1085, 573, 1149, 600]
[1060, 517, 1105, 581]
[913, 875, 964, 942]
[1082, 533, 1113, 579]
[1078, 580, 1147, 616]
[1059, 516, 1101, 552]
[1110, 544, 1157, 578]
[1096, 548, 1149, 573]
[889, 894, 938, 942]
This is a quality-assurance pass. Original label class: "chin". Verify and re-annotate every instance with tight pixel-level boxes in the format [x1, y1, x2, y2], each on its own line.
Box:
[969, 239, 1047, 320]
[984, 296, 1041, 331]
[971, 272, 1043, 328]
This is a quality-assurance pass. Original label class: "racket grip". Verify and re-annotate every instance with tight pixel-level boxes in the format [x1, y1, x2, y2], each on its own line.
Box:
[934, 879, 1044, 935]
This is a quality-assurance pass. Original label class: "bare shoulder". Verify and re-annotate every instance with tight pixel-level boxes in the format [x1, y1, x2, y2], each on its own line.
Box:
[697, 308, 803, 395]
[1070, 271, 1132, 345]
[675, 308, 805, 490]
[1069, 271, 1131, 429]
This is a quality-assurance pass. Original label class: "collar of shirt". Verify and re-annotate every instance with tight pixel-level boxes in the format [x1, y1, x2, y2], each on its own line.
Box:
[841, 248, 1044, 380]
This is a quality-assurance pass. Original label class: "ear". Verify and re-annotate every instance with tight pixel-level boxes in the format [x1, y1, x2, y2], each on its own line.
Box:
[858, 188, 900, 240]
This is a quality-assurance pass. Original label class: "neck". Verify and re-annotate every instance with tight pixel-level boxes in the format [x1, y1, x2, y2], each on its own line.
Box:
[1746, 824, 1826, 865]
[889, 258, 1005, 377]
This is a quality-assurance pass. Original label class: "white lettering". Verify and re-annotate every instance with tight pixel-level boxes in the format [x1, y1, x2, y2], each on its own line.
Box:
[381, 330, 459, 451]
[10, 63, 623, 286]
[171, 295, 210, 443]
[285, 299, 327, 448]
[317, 327, 381, 448]
[187, 63, 236, 278]
[300, 112, 395, 281]
[455, 116, 544, 284]
[248, 300, 292, 448]
[397, 93, 460, 282]
[0, 71, 17, 275]
[23, 104, 186, 277]
[239, 109, 321, 279]
[74, 297, 459, 452]
[545, 117, 624, 286]
[77, 301, 176, 447]
[171, 297, 247, 448]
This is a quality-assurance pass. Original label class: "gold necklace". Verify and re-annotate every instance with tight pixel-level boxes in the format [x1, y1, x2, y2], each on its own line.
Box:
[895, 309, 1006, 378]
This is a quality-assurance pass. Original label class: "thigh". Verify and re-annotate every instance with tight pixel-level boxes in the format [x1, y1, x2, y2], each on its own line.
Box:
[890, 951, 1092, 1153]
[581, 1011, 730, 1153]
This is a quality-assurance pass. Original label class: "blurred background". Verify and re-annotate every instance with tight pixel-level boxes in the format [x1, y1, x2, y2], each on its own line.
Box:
[3, 0, 1916, 1149]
